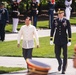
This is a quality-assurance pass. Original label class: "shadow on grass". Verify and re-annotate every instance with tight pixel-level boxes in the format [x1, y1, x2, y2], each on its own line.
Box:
[25, 72, 63, 75]
[0, 70, 8, 74]
[1, 71, 62, 75]
[38, 26, 49, 29]
[5, 30, 18, 34]
[5, 30, 12, 33]
[0, 70, 26, 74]
[48, 72, 62, 75]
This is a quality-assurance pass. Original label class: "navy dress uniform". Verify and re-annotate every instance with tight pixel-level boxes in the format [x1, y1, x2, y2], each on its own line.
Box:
[65, 0, 72, 20]
[50, 8, 72, 74]
[48, 0, 55, 29]
[11, 0, 20, 32]
[30, 0, 39, 27]
[0, 3, 9, 41]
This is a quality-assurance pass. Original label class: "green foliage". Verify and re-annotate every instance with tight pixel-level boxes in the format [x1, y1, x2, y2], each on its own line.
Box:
[1, 0, 76, 12]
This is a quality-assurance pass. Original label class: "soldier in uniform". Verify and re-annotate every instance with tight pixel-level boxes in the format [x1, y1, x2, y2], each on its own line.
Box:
[17, 0, 22, 3]
[36, 0, 40, 3]
[48, 0, 55, 29]
[65, 0, 72, 20]
[0, 3, 9, 41]
[30, 0, 39, 27]
[11, 0, 20, 32]
[50, 8, 72, 74]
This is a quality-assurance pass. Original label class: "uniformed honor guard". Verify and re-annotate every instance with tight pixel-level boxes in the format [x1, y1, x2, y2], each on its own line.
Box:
[65, 0, 72, 20]
[36, 0, 40, 3]
[0, 3, 9, 41]
[30, 0, 39, 27]
[36, 0, 41, 15]
[17, 0, 22, 3]
[48, 0, 55, 29]
[11, 0, 20, 32]
[50, 8, 72, 74]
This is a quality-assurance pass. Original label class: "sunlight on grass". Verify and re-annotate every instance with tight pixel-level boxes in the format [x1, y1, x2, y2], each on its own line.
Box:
[0, 66, 25, 74]
[0, 33, 76, 58]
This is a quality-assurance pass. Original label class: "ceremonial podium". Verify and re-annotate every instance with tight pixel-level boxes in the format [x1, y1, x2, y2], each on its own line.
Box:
[26, 59, 51, 75]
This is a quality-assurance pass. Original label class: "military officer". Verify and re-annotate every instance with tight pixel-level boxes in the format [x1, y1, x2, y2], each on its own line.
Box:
[65, 0, 72, 20]
[36, 0, 41, 14]
[36, 0, 40, 3]
[0, 3, 9, 41]
[30, 0, 39, 27]
[50, 8, 72, 74]
[11, 0, 20, 32]
[48, 0, 55, 29]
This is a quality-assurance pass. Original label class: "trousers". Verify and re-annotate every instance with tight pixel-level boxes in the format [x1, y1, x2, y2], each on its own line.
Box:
[22, 48, 33, 60]
[55, 44, 67, 71]
[65, 7, 71, 20]
[12, 18, 19, 32]
[49, 9, 54, 28]
[0, 23, 6, 41]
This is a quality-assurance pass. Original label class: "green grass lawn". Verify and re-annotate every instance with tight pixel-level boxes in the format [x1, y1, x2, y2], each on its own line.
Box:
[0, 33, 76, 58]
[1, 17, 76, 58]
[0, 66, 25, 74]
[70, 17, 76, 25]
[0, 18, 76, 73]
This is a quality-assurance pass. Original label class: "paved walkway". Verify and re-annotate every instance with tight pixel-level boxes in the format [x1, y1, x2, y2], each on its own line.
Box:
[0, 26, 76, 75]
[0, 57, 76, 75]
[5, 26, 76, 41]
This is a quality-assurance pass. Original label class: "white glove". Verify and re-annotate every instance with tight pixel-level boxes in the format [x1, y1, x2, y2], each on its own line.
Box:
[50, 41, 53, 45]
[36, 10, 39, 14]
[18, 11, 20, 15]
[67, 42, 71, 46]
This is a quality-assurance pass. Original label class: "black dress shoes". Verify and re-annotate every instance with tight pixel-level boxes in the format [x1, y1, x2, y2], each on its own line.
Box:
[58, 65, 61, 71]
[62, 71, 65, 74]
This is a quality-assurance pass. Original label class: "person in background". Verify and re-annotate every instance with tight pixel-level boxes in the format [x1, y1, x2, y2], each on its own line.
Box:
[36, 0, 41, 15]
[36, 0, 40, 3]
[48, 0, 55, 29]
[11, 0, 20, 32]
[50, 8, 72, 74]
[0, 3, 9, 41]
[65, 0, 72, 20]
[30, 0, 39, 27]
[17, 16, 40, 68]
[17, 0, 22, 3]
